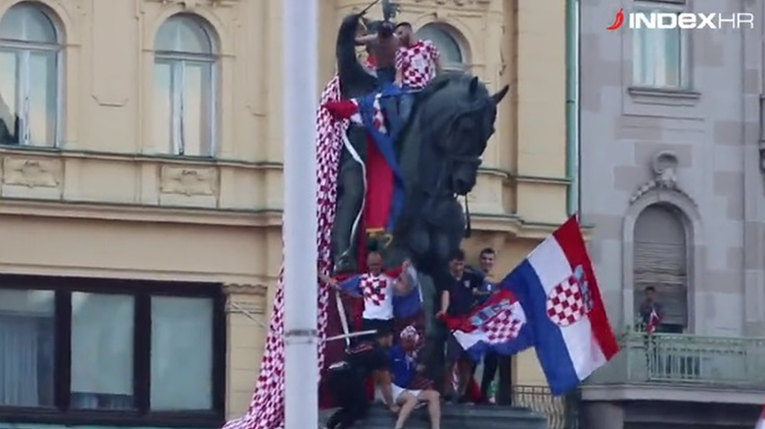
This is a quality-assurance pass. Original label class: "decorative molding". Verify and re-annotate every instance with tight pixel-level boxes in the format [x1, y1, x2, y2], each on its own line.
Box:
[160, 165, 218, 196]
[412, 0, 490, 5]
[629, 150, 695, 205]
[2, 157, 62, 188]
[0, 198, 281, 227]
[223, 283, 268, 296]
[146, 0, 238, 9]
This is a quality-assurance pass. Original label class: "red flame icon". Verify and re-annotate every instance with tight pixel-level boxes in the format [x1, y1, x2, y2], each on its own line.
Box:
[607, 8, 625, 30]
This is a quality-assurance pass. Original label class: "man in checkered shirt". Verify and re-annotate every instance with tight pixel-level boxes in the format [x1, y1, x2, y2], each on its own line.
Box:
[322, 252, 418, 337]
[391, 22, 442, 133]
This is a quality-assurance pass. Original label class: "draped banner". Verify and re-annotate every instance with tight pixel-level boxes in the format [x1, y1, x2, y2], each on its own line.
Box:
[222, 76, 346, 429]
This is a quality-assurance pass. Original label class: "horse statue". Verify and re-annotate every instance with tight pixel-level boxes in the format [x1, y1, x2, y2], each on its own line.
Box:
[330, 12, 509, 280]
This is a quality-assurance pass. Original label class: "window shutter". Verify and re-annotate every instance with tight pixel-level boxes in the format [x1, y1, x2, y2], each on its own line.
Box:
[633, 205, 688, 327]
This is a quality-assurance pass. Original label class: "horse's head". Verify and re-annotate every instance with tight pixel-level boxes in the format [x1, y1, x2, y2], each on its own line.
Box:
[415, 74, 509, 196]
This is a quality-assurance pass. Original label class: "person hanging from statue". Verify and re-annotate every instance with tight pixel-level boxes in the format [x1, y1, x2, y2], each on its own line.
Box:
[355, 19, 400, 86]
[321, 252, 421, 337]
[323, 330, 398, 429]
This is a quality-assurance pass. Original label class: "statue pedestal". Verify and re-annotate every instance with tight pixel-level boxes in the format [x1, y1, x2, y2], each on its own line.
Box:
[320, 404, 549, 429]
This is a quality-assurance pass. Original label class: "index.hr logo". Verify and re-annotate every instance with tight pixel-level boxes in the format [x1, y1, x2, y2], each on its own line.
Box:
[606, 8, 755, 30]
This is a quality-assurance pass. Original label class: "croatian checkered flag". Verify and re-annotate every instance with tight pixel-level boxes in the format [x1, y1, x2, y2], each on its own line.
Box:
[646, 308, 661, 334]
[222, 75, 347, 429]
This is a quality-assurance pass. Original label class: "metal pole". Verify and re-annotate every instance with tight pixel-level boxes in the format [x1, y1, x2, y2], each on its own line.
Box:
[282, 0, 318, 429]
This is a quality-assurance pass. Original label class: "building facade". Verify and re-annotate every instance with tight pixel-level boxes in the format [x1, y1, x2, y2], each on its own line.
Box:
[0, 0, 569, 427]
[579, 0, 765, 427]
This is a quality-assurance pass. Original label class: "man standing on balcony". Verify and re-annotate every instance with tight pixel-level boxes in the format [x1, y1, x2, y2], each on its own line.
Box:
[639, 286, 664, 333]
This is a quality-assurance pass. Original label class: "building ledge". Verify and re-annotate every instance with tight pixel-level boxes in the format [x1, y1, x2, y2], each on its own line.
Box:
[470, 212, 587, 239]
[581, 383, 765, 405]
[0, 197, 282, 226]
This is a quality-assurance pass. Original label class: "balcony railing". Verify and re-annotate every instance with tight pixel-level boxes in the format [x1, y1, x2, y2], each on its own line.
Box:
[587, 332, 765, 387]
[511, 385, 579, 429]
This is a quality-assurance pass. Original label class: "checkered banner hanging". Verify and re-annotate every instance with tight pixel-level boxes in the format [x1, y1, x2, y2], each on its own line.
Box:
[222, 75, 347, 429]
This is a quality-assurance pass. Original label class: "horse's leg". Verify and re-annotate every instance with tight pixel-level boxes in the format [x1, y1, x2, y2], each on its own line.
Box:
[331, 157, 364, 273]
[432, 199, 467, 262]
[407, 222, 431, 261]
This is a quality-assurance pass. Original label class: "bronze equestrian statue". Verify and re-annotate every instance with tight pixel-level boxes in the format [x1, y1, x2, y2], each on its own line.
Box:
[330, 12, 508, 279]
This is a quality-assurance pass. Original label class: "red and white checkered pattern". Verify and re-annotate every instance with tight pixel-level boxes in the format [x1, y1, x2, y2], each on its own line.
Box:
[223, 75, 347, 429]
[483, 309, 524, 343]
[361, 275, 388, 306]
[546, 275, 587, 327]
[395, 40, 440, 89]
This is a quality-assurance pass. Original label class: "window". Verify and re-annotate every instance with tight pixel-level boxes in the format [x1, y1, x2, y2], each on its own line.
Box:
[0, 276, 225, 427]
[633, 204, 689, 332]
[632, 4, 689, 89]
[0, 2, 62, 146]
[416, 24, 465, 71]
[153, 15, 218, 157]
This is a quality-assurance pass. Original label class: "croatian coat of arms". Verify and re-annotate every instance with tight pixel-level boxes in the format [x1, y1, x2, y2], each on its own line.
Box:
[546, 265, 592, 327]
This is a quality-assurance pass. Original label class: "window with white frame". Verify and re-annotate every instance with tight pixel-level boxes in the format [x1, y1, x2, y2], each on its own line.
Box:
[416, 24, 466, 71]
[0, 2, 62, 147]
[153, 15, 217, 157]
[632, 2, 690, 89]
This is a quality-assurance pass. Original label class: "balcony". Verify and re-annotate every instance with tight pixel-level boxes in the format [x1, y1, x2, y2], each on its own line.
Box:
[583, 332, 765, 404]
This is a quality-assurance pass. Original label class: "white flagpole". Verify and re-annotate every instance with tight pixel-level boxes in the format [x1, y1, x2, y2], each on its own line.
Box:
[282, 0, 318, 429]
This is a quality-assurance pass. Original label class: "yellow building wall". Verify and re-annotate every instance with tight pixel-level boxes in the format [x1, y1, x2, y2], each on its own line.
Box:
[0, 0, 565, 419]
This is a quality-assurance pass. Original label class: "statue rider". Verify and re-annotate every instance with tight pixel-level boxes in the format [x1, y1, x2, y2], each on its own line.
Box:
[331, 5, 402, 274]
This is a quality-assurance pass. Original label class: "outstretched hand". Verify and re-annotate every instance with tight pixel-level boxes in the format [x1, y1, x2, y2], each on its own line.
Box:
[319, 273, 339, 289]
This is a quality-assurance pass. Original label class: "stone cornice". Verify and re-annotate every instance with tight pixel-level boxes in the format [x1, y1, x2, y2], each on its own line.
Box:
[223, 283, 268, 296]
[0, 198, 281, 227]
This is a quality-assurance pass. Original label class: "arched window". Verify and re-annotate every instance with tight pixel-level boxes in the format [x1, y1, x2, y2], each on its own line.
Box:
[153, 15, 217, 156]
[633, 204, 688, 332]
[416, 24, 465, 70]
[0, 2, 62, 146]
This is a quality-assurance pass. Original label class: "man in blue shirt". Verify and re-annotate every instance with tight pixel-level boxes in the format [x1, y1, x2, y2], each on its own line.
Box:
[388, 326, 441, 429]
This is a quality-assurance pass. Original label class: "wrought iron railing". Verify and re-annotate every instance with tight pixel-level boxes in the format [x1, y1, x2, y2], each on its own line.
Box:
[511, 384, 579, 429]
[587, 332, 765, 387]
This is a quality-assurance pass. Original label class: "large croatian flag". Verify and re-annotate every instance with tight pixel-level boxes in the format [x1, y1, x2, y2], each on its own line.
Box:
[441, 290, 533, 361]
[505, 216, 620, 395]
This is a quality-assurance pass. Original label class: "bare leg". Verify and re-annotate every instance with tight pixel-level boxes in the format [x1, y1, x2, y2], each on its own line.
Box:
[394, 391, 418, 429]
[417, 390, 441, 429]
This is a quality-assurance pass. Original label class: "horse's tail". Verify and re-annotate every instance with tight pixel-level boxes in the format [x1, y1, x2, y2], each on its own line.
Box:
[336, 14, 377, 92]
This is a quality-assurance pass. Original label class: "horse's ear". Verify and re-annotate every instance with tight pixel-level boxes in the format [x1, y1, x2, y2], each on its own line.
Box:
[469, 76, 479, 94]
[491, 85, 510, 105]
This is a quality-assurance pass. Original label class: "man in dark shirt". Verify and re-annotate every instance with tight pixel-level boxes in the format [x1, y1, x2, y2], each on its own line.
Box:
[639, 286, 664, 332]
[434, 249, 482, 400]
[324, 330, 397, 429]
[466, 247, 507, 403]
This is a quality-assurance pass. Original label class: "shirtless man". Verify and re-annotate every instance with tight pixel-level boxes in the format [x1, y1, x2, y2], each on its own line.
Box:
[356, 20, 401, 86]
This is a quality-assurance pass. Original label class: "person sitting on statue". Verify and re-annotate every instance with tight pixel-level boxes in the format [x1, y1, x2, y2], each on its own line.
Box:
[321, 251, 418, 336]
[392, 22, 442, 133]
[356, 20, 401, 86]
[324, 330, 398, 429]
[388, 326, 442, 429]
